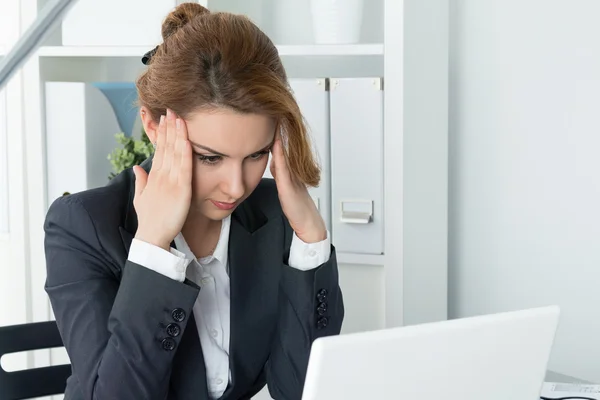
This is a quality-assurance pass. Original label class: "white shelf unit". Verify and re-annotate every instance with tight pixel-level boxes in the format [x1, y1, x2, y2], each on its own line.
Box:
[0, 0, 34, 375]
[9, 0, 448, 375]
[337, 252, 384, 266]
[38, 44, 384, 57]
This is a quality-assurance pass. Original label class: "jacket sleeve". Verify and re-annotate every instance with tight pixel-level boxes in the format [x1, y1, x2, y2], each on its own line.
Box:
[43, 195, 200, 400]
[265, 217, 345, 400]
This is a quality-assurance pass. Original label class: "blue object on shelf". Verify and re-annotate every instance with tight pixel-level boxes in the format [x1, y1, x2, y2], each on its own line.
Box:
[92, 82, 139, 137]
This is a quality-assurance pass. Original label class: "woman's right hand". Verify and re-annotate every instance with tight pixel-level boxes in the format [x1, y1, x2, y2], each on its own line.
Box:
[132, 109, 193, 251]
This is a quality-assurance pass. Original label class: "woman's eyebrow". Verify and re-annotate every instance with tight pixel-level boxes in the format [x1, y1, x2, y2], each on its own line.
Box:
[189, 140, 273, 157]
[189, 141, 228, 157]
[257, 142, 273, 152]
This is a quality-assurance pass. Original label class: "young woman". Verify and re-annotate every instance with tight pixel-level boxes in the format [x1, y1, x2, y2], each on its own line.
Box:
[43, 3, 344, 399]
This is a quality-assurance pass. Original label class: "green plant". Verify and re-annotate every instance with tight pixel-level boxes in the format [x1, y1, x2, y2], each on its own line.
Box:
[108, 129, 154, 179]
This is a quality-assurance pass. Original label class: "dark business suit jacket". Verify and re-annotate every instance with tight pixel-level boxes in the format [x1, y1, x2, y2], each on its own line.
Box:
[43, 158, 344, 400]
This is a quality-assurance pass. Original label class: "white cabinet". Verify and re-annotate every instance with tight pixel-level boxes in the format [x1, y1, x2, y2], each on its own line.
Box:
[330, 78, 383, 255]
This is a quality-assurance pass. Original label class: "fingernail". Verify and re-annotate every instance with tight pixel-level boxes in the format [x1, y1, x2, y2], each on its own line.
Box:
[160, 115, 165, 125]
[176, 118, 181, 129]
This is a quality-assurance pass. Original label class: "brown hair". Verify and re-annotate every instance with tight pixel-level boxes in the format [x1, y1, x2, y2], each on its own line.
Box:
[136, 2, 320, 187]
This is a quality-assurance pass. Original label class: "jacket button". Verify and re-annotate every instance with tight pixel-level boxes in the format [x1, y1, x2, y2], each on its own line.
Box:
[166, 323, 181, 337]
[317, 317, 329, 330]
[162, 338, 176, 351]
[317, 302, 327, 316]
[172, 308, 186, 322]
[316, 290, 328, 303]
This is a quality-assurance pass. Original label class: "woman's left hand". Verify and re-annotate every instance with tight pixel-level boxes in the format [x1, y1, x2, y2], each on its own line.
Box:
[270, 133, 327, 243]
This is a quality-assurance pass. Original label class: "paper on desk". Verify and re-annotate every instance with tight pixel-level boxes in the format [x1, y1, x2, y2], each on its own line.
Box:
[540, 382, 600, 399]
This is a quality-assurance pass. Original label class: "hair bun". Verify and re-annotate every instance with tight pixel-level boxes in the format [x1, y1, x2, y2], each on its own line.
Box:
[162, 2, 210, 40]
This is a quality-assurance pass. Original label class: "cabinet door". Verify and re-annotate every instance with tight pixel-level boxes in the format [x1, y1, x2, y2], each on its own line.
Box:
[330, 77, 384, 254]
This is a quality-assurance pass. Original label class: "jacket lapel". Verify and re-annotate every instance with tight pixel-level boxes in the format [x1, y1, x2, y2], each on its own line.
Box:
[221, 200, 282, 399]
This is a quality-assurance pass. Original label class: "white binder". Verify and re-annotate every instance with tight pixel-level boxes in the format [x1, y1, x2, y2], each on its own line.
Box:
[330, 77, 384, 254]
[45, 82, 121, 208]
[263, 78, 332, 232]
[289, 78, 331, 232]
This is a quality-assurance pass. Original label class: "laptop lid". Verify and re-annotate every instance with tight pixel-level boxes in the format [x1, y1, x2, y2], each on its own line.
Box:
[302, 305, 560, 400]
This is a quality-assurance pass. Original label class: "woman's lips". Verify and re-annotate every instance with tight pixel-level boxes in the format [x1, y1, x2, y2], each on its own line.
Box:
[211, 200, 236, 210]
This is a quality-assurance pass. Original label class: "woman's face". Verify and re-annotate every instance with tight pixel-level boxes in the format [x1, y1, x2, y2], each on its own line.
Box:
[184, 108, 276, 221]
[142, 107, 276, 221]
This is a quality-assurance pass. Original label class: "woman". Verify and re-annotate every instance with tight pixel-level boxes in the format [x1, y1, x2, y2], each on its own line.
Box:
[43, 3, 344, 400]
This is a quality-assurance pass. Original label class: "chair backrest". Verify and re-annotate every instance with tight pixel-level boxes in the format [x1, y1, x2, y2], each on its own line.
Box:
[0, 320, 71, 400]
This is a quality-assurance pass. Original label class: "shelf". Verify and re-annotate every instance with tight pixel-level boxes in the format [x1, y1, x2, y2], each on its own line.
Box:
[37, 44, 384, 58]
[337, 252, 384, 266]
[277, 44, 383, 56]
[38, 46, 150, 58]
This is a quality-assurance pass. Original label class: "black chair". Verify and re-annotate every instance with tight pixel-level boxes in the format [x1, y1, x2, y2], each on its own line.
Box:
[0, 321, 71, 400]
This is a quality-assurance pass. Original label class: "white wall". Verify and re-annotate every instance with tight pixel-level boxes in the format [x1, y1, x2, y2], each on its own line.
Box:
[449, 0, 600, 383]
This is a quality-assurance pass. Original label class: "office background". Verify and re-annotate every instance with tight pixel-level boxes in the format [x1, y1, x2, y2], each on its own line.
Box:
[0, 0, 598, 397]
[449, 0, 600, 383]
[1, 4, 451, 400]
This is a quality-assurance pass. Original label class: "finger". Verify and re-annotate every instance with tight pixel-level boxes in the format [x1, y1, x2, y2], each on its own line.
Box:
[170, 117, 185, 182]
[269, 154, 276, 179]
[153, 114, 167, 171]
[162, 109, 177, 172]
[271, 133, 291, 184]
[179, 126, 193, 185]
[133, 166, 148, 198]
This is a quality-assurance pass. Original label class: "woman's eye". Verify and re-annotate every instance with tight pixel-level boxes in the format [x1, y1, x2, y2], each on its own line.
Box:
[249, 151, 269, 161]
[197, 155, 222, 165]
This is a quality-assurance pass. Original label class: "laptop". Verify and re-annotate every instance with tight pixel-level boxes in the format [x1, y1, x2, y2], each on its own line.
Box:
[301, 305, 560, 400]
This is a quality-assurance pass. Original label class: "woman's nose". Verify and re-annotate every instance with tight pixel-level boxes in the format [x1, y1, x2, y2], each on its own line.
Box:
[222, 167, 245, 201]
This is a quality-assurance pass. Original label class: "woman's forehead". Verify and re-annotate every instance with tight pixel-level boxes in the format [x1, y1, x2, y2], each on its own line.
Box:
[185, 109, 275, 155]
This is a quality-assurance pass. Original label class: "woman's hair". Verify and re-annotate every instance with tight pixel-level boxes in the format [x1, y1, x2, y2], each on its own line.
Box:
[136, 2, 320, 187]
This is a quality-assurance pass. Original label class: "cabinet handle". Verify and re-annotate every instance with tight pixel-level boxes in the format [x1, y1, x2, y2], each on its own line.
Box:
[340, 200, 373, 224]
